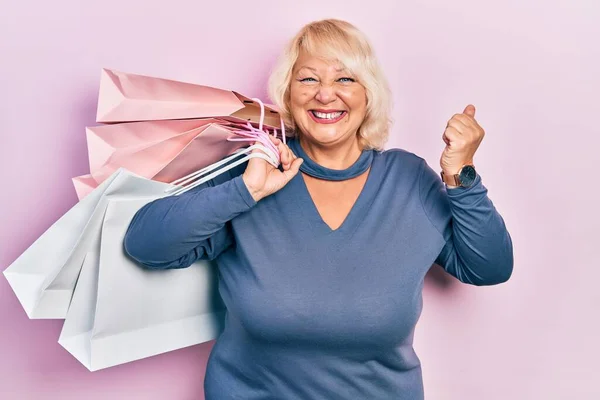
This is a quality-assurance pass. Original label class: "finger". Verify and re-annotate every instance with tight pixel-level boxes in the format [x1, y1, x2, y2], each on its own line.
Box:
[265, 135, 293, 168]
[452, 113, 475, 128]
[447, 119, 468, 135]
[443, 126, 462, 143]
[267, 135, 283, 152]
[285, 145, 294, 167]
[282, 157, 304, 182]
[268, 137, 285, 162]
[463, 104, 476, 118]
[442, 132, 450, 146]
[268, 135, 281, 144]
[280, 143, 296, 170]
[279, 143, 292, 168]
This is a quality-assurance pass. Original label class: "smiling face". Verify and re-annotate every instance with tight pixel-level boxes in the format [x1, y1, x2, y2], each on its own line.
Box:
[289, 50, 368, 147]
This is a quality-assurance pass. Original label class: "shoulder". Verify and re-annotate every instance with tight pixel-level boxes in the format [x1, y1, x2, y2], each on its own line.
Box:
[375, 146, 444, 199]
[375, 146, 427, 176]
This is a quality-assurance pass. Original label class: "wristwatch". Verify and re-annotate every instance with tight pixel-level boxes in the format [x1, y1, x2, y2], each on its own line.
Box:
[440, 164, 477, 188]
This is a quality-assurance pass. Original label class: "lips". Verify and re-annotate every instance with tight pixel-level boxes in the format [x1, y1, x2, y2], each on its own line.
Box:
[308, 110, 347, 124]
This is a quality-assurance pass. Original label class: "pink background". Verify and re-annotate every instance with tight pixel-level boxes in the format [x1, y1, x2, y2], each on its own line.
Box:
[1, 1, 598, 399]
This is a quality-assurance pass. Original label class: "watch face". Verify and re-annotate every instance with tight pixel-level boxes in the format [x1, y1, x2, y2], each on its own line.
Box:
[459, 165, 477, 187]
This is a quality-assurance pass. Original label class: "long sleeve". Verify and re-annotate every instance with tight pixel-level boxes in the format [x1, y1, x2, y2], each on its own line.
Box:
[419, 159, 514, 286]
[123, 163, 257, 269]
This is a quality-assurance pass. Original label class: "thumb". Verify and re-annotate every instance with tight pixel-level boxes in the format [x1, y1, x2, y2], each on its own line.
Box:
[463, 104, 476, 118]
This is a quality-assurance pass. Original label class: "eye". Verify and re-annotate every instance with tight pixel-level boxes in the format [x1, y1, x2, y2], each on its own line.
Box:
[299, 77, 317, 83]
[338, 77, 355, 83]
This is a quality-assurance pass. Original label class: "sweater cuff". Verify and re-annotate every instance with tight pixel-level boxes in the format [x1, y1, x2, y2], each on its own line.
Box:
[232, 175, 258, 209]
[445, 173, 483, 197]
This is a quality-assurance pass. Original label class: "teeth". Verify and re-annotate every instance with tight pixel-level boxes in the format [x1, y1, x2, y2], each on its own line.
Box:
[312, 111, 343, 120]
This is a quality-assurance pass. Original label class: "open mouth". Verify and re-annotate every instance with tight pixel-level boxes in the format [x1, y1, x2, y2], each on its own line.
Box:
[309, 110, 347, 124]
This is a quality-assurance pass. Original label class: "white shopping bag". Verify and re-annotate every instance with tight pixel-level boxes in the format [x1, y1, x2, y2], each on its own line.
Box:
[59, 197, 225, 371]
[3, 169, 171, 318]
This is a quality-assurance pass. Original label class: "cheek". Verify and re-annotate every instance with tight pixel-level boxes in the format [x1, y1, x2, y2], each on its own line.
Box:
[290, 85, 314, 106]
[340, 89, 367, 114]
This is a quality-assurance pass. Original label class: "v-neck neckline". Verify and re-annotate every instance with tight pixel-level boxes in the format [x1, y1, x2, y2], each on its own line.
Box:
[292, 153, 380, 235]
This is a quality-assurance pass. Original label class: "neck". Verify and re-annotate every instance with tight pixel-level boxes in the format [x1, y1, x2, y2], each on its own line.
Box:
[297, 135, 363, 170]
[289, 134, 374, 181]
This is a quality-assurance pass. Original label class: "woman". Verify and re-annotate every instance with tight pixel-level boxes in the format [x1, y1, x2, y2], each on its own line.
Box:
[124, 19, 513, 400]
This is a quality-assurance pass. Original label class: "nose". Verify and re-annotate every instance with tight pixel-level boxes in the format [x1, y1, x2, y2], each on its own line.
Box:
[314, 84, 337, 105]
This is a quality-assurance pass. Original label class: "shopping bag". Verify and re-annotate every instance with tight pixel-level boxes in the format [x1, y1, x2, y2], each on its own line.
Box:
[3, 169, 171, 318]
[73, 122, 246, 200]
[96, 68, 281, 128]
[59, 197, 225, 371]
[3, 171, 119, 319]
[72, 175, 99, 201]
[90, 122, 244, 183]
[86, 118, 224, 173]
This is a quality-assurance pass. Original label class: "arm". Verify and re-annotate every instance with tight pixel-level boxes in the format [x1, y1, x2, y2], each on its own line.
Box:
[123, 163, 257, 269]
[419, 159, 514, 286]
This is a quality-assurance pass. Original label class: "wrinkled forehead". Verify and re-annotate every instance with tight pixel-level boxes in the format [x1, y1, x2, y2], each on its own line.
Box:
[294, 59, 347, 76]
[293, 46, 355, 75]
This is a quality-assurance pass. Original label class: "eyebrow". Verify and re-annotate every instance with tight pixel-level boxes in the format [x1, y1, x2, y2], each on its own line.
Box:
[296, 65, 346, 73]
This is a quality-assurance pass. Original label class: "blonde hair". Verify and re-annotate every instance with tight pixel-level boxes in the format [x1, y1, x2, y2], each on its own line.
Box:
[268, 19, 392, 151]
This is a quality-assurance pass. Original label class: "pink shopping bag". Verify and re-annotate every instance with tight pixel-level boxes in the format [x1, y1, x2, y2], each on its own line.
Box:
[86, 118, 224, 173]
[96, 68, 282, 128]
[73, 122, 247, 200]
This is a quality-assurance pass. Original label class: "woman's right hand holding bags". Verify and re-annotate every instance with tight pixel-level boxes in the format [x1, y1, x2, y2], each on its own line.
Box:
[242, 136, 304, 202]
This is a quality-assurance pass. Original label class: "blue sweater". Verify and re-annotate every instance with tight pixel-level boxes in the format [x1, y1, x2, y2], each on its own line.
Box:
[124, 137, 513, 399]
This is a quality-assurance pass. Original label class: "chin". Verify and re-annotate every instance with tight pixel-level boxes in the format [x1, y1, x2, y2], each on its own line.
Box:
[303, 126, 347, 144]
[299, 120, 354, 144]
